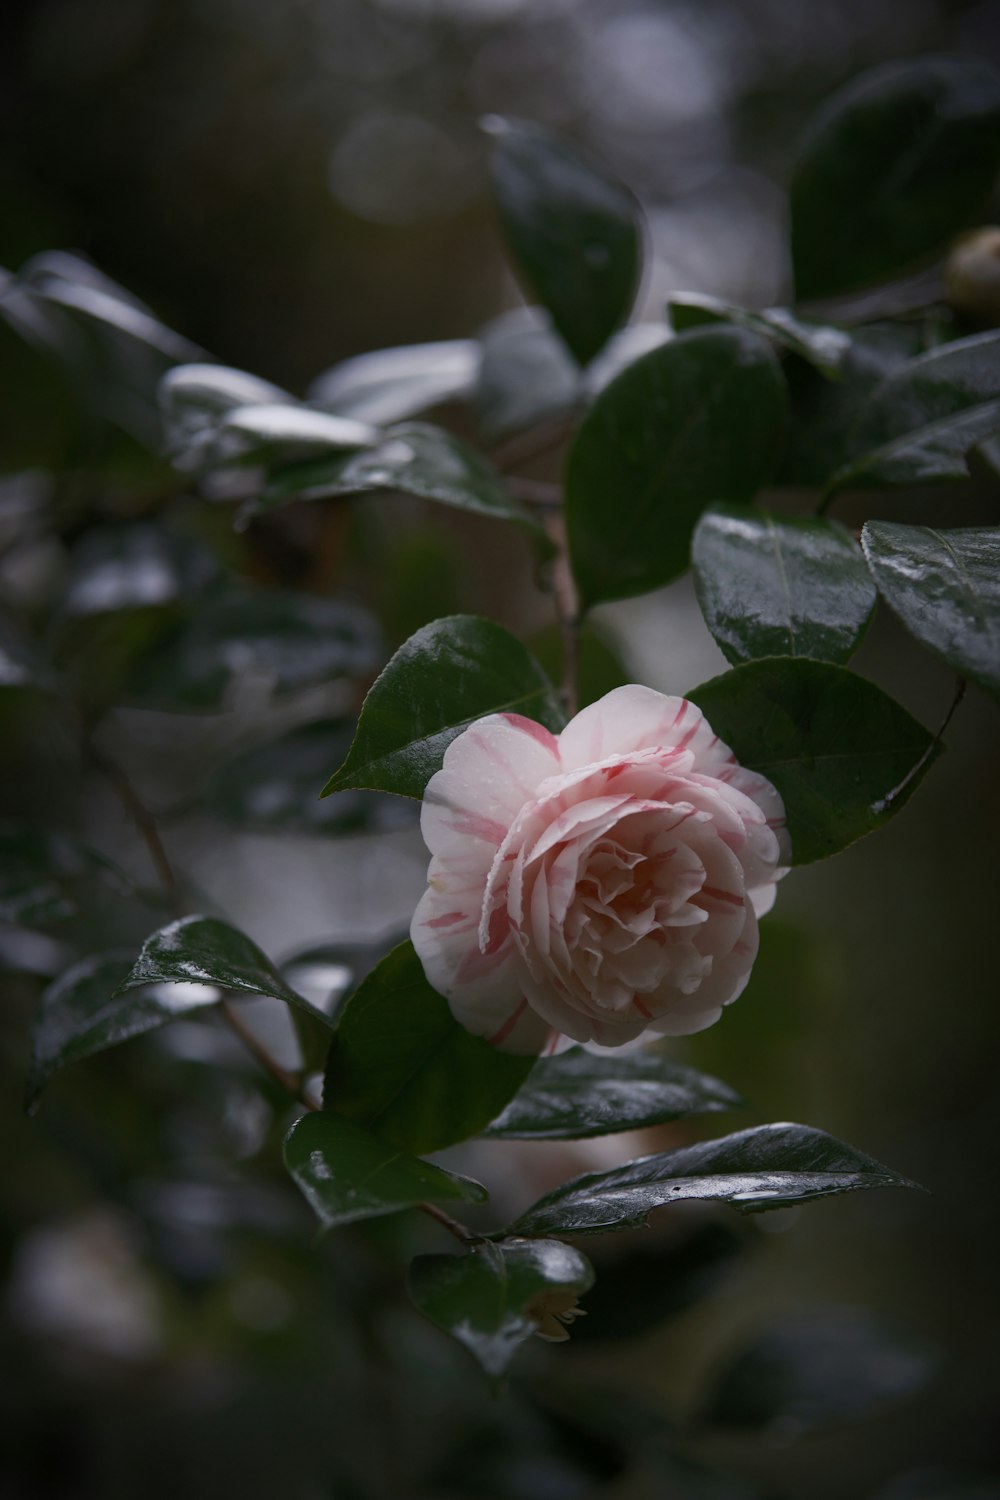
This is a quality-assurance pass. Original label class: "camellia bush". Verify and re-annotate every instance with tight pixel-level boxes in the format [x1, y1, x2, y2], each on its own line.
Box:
[4, 49, 1000, 1498]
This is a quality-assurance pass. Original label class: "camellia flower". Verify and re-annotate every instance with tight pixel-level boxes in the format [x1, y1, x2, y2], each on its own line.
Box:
[410, 685, 788, 1054]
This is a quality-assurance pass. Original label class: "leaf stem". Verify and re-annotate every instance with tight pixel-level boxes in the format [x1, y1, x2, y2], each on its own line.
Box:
[219, 997, 317, 1105]
[491, 412, 577, 473]
[87, 742, 184, 917]
[543, 508, 581, 718]
[418, 1200, 483, 1245]
[876, 675, 966, 813]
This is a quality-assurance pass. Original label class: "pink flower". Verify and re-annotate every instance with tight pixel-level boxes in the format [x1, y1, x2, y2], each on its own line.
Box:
[410, 686, 788, 1054]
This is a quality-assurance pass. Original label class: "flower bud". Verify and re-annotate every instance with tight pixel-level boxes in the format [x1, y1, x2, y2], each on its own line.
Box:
[944, 227, 1000, 326]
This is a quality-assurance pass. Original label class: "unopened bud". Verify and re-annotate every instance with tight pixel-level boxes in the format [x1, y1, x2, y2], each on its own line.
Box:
[943, 227, 1000, 326]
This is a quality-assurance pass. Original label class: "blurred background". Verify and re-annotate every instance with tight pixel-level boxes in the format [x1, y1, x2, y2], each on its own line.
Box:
[2, 0, 1000, 1496]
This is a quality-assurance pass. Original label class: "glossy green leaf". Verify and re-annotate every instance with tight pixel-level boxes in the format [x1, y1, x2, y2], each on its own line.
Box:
[116, 914, 335, 1036]
[282, 932, 408, 1074]
[505, 1122, 920, 1237]
[201, 719, 417, 835]
[669, 294, 850, 377]
[324, 941, 534, 1154]
[476, 307, 580, 442]
[861, 523, 1000, 702]
[247, 421, 539, 534]
[689, 658, 938, 863]
[481, 1045, 740, 1140]
[566, 327, 788, 607]
[283, 1111, 486, 1230]
[827, 332, 1000, 496]
[791, 56, 1000, 300]
[0, 825, 132, 925]
[26, 952, 220, 1109]
[322, 614, 564, 800]
[308, 339, 479, 424]
[486, 117, 642, 366]
[408, 1239, 594, 1377]
[702, 1308, 939, 1432]
[691, 505, 875, 665]
[128, 587, 380, 710]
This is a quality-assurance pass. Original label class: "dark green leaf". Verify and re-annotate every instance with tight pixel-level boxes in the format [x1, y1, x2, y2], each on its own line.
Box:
[566, 327, 788, 607]
[408, 1238, 594, 1377]
[582, 323, 673, 398]
[702, 1308, 940, 1432]
[308, 339, 479, 424]
[282, 931, 408, 1074]
[861, 522, 1000, 701]
[324, 941, 534, 1154]
[505, 1122, 919, 1237]
[691, 505, 875, 665]
[201, 719, 417, 834]
[116, 914, 335, 1036]
[128, 587, 380, 711]
[26, 951, 220, 1109]
[486, 117, 642, 366]
[322, 614, 564, 800]
[476, 307, 580, 442]
[0, 825, 132, 925]
[670, 294, 850, 377]
[58, 521, 217, 620]
[791, 56, 1000, 300]
[689, 658, 938, 863]
[246, 421, 539, 534]
[481, 1045, 740, 1140]
[283, 1110, 486, 1230]
[827, 332, 1000, 495]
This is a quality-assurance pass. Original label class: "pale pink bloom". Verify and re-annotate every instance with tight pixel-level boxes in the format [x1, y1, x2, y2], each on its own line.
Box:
[410, 685, 788, 1054]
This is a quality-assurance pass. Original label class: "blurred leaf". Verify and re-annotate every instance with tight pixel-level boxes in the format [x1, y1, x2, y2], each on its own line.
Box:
[116, 914, 335, 1037]
[247, 420, 540, 535]
[568, 1223, 745, 1342]
[528, 619, 629, 710]
[486, 117, 642, 366]
[689, 658, 938, 863]
[481, 1045, 741, 1140]
[581, 322, 673, 398]
[281, 931, 408, 1070]
[19, 251, 201, 362]
[827, 332, 1000, 495]
[861, 523, 1000, 701]
[702, 1308, 940, 1432]
[670, 294, 850, 377]
[691, 505, 875, 665]
[791, 56, 1000, 300]
[127, 587, 380, 710]
[283, 1111, 486, 1230]
[323, 941, 534, 1154]
[566, 328, 788, 607]
[220, 403, 377, 464]
[505, 1123, 920, 1236]
[26, 951, 220, 1109]
[408, 1239, 594, 1377]
[308, 339, 480, 424]
[475, 306, 580, 442]
[58, 521, 218, 621]
[0, 824, 132, 925]
[869, 1471, 1000, 1500]
[0, 611, 57, 694]
[201, 719, 417, 835]
[322, 614, 564, 800]
[160, 362, 296, 470]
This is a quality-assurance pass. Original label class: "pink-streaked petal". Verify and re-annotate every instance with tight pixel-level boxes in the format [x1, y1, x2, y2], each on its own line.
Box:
[421, 713, 561, 859]
[558, 686, 715, 769]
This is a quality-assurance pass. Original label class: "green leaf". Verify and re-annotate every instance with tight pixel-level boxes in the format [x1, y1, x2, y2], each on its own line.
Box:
[861, 522, 1000, 702]
[245, 421, 540, 535]
[0, 613, 57, 695]
[201, 719, 417, 835]
[221, 403, 377, 464]
[481, 1045, 740, 1140]
[701, 1308, 940, 1432]
[408, 1238, 594, 1378]
[691, 505, 875, 665]
[669, 294, 850, 378]
[0, 825, 133, 925]
[116, 914, 335, 1036]
[58, 521, 218, 620]
[283, 1111, 486, 1230]
[324, 941, 534, 1154]
[689, 658, 939, 863]
[566, 327, 788, 607]
[791, 55, 1000, 300]
[486, 117, 642, 366]
[282, 932, 408, 1074]
[322, 614, 564, 800]
[308, 339, 479, 424]
[160, 363, 297, 470]
[476, 307, 580, 442]
[127, 587, 381, 711]
[826, 332, 1000, 496]
[505, 1122, 920, 1237]
[26, 951, 220, 1109]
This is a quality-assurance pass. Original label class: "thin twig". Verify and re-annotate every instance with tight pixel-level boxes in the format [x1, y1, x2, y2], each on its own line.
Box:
[491, 412, 577, 473]
[875, 676, 966, 814]
[507, 477, 564, 509]
[88, 742, 183, 916]
[220, 998, 316, 1104]
[543, 509, 581, 719]
[418, 1200, 483, 1245]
